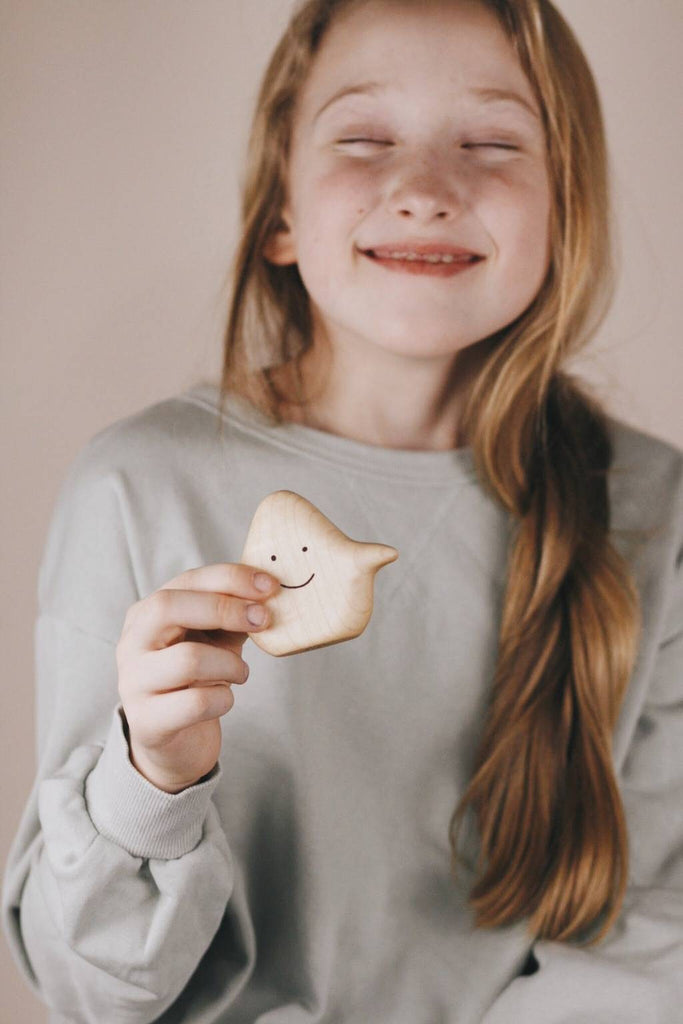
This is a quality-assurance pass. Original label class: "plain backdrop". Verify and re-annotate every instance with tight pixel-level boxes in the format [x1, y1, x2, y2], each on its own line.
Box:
[1, 1, 681, 1019]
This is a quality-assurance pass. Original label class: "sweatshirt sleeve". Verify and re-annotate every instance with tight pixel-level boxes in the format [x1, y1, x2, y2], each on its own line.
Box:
[482, 528, 683, 1024]
[1, 436, 235, 1024]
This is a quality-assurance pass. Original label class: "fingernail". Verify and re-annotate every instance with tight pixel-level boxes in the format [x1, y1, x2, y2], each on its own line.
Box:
[254, 572, 274, 592]
[246, 604, 266, 626]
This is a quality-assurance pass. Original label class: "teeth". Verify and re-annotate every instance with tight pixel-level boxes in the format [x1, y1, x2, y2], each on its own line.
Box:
[378, 251, 470, 264]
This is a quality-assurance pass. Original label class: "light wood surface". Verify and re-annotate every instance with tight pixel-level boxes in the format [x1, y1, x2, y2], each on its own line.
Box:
[240, 490, 399, 656]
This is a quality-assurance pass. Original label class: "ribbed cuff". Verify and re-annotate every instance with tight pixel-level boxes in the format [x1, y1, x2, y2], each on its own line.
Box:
[84, 704, 223, 860]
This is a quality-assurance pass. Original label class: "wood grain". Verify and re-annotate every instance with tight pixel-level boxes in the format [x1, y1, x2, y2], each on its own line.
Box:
[240, 490, 399, 656]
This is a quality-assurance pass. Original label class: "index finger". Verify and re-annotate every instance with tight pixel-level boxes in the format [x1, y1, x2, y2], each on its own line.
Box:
[160, 562, 280, 599]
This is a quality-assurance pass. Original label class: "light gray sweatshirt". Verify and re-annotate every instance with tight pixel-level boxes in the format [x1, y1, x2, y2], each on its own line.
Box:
[2, 382, 682, 1024]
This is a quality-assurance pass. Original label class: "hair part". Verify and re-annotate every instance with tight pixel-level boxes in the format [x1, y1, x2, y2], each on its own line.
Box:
[217, 0, 641, 946]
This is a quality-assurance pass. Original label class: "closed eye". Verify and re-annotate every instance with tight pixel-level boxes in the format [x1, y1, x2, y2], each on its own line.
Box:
[463, 143, 519, 151]
[338, 140, 518, 152]
[337, 138, 390, 146]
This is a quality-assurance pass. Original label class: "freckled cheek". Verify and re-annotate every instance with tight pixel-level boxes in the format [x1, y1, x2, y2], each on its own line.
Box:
[307, 167, 376, 217]
[291, 176, 372, 262]
[477, 178, 550, 262]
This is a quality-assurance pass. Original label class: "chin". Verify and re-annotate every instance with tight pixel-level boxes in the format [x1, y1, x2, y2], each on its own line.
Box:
[373, 335, 474, 360]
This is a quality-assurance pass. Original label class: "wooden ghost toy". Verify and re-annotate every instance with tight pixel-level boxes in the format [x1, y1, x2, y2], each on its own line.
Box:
[240, 490, 398, 656]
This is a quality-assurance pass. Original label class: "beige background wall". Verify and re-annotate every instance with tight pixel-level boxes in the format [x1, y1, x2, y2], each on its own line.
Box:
[1, 1, 681, 1019]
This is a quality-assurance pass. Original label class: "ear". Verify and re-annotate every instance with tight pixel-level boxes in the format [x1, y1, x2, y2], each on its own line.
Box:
[263, 207, 297, 266]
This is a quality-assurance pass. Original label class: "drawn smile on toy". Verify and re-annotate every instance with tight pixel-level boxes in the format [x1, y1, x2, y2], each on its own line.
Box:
[243, 493, 398, 656]
[280, 573, 315, 589]
[270, 545, 315, 589]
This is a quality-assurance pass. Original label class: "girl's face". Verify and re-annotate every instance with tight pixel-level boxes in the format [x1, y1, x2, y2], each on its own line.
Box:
[266, 0, 552, 365]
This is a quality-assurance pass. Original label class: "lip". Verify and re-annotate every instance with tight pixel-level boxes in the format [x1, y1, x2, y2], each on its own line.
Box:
[361, 248, 484, 277]
[364, 240, 484, 259]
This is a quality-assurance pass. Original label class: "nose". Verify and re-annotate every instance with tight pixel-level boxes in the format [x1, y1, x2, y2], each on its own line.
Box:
[387, 150, 464, 222]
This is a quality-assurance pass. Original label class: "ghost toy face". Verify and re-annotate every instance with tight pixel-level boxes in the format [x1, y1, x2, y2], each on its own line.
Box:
[240, 490, 398, 656]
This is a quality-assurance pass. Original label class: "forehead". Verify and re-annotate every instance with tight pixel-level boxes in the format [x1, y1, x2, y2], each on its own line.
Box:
[298, 0, 535, 117]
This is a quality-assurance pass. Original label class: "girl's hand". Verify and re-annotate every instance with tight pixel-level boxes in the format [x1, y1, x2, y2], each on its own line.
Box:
[116, 563, 279, 793]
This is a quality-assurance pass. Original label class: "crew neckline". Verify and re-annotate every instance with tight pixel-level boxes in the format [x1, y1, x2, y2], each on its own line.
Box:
[183, 382, 479, 487]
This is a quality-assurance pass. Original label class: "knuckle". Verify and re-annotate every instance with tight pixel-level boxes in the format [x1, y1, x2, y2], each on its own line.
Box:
[153, 588, 175, 615]
[241, 562, 258, 585]
[217, 592, 240, 624]
[176, 644, 203, 680]
[212, 592, 230, 620]
[192, 687, 214, 715]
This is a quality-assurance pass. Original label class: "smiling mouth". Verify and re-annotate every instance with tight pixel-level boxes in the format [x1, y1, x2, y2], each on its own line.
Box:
[280, 573, 315, 589]
[362, 250, 484, 277]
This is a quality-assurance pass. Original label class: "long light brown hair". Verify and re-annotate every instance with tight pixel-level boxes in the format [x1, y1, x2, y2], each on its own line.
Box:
[217, 0, 641, 945]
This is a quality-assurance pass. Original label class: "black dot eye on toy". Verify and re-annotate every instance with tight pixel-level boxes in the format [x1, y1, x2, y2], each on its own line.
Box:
[240, 490, 398, 656]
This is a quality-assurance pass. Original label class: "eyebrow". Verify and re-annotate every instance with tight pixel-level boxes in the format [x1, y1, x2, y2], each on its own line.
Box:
[313, 81, 540, 122]
[471, 86, 540, 120]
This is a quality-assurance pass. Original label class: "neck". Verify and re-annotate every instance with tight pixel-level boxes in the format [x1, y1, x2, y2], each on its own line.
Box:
[270, 335, 497, 451]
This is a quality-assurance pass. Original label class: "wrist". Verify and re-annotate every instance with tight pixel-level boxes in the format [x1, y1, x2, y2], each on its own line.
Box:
[121, 711, 218, 792]
[127, 740, 214, 794]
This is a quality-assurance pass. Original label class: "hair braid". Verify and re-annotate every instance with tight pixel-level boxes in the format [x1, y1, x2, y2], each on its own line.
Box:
[450, 370, 640, 943]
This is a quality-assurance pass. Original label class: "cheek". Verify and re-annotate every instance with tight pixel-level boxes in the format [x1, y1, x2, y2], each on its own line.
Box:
[299, 165, 374, 224]
[479, 172, 551, 273]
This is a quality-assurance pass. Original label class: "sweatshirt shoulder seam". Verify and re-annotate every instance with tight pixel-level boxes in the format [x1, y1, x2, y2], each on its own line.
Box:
[38, 609, 118, 648]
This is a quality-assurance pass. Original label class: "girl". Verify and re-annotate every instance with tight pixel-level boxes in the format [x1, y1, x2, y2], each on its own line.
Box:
[3, 0, 682, 1021]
